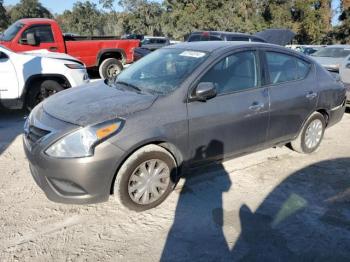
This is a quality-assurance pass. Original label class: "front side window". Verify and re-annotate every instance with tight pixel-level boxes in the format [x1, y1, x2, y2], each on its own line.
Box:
[21, 25, 54, 43]
[200, 51, 258, 95]
[266, 52, 310, 85]
[116, 48, 208, 95]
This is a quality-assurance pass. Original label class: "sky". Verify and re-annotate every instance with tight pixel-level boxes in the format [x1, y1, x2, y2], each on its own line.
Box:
[3, 0, 343, 24]
[3, 0, 119, 14]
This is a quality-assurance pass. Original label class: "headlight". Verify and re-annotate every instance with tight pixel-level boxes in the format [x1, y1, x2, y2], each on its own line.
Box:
[65, 63, 85, 69]
[45, 119, 123, 158]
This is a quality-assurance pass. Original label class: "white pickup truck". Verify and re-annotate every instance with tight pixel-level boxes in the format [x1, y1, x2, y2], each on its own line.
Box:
[0, 45, 89, 110]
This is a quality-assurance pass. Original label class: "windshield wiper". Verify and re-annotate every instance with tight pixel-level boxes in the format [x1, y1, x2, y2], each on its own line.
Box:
[115, 81, 142, 92]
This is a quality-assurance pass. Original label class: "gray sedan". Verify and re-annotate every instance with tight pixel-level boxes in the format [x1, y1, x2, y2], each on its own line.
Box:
[24, 42, 347, 211]
[311, 45, 350, 72]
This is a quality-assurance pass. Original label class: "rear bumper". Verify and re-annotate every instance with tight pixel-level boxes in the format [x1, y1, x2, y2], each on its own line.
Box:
[328, 99, 347, 128]
[344, 84, 350, 107]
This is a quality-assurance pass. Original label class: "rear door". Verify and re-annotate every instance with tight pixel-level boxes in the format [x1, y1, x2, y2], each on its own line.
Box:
[187, 49, 270, 164]
[263, 50, 317, 145]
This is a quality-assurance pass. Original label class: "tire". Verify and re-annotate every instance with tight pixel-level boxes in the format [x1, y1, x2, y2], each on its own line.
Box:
[291, 112, 326, 154]
[99, 58, 123, 80]
[26, 80, 64, 111]
[114, 144, 177, 212]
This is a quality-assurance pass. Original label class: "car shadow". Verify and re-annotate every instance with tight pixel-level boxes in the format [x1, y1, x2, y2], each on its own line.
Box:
[161, 140, 233, 261]
[161, 153, 350, 261]
[0, 108, 25, 156]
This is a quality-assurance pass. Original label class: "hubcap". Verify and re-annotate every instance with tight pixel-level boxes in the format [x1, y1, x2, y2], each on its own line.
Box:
[128, 159, 170, 205]
[106, 64, 121, 78]
[305, 119, 323, 149]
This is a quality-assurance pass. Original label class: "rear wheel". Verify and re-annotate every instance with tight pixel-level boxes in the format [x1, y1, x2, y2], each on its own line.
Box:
[114, 145, 177, 211]
[26, 80, 64, 111]
[99, 58, 123, 80]
[291, 112, 326, 154]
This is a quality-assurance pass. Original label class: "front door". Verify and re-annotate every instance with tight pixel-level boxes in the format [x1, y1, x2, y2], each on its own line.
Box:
[13, 24, 57, 53]
[187, 50, 270, 165]
[0, 50, 18, 100]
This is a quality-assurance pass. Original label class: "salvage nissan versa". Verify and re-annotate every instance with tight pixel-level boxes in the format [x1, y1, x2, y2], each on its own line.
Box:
[24, 42, 347, 211]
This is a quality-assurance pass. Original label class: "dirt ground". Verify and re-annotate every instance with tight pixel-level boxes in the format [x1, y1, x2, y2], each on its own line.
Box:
[0, 110, 350, 262]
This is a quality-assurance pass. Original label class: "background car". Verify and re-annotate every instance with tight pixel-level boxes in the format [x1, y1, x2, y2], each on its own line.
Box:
[0, 18, 140, 80]
[186, 31, 266, 43]
[290, 45, 325, 56]
[311, 45, 350, 72]
[339, 54, 350, 107]
[140, 36, 170, 51]
[0, 45, 89, 110]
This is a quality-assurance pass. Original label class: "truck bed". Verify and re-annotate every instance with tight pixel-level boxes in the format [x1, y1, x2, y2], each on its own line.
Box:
[63, 35, 121, 41]
[64, 39, 139, 67]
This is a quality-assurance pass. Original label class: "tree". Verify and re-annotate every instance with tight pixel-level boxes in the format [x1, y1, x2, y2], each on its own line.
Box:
[56, 1, 104, 36]
[9, 0, 53, 23]
[0, 0, 10, 31]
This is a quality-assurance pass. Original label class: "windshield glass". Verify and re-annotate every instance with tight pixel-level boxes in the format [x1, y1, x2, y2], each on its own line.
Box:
[312, 47, 350, 58]
[1, 22, 24, 41]
[116, 48, 208, 95]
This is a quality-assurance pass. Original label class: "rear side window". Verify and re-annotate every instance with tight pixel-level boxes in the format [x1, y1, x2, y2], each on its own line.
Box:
[266, 52, 311, 85]
[21, 25, 54, 43]
[200, 51, 258, 95]
[156, 39, 167, 44]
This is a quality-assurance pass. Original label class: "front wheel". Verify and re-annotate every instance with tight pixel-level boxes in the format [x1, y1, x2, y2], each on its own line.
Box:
[99, 58, 123, 80]
[291, 112, 326, 154]
[26, 80, 64, 111]
[113, 145, 177, 212]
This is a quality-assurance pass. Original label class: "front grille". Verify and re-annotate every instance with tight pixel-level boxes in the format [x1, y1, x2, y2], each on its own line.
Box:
[26, 125, 50, 145]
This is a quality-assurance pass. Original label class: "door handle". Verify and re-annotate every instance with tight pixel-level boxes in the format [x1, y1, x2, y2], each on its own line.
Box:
[249, 102, 264, 111]
[49, 46, 58, 52]
[306, 92, 317, 100]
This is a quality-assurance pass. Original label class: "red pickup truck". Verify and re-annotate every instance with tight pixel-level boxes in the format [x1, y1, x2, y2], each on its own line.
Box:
[0, 18, 140, 79]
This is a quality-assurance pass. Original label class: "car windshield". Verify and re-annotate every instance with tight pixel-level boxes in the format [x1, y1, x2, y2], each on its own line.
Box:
[312, 47, 350, 58]
[1, 22, 24, 42]
[115, 48, 208, 95]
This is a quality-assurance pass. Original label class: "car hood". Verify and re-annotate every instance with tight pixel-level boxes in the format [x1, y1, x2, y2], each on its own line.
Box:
[42, 81, 157, 127]
[21, 49, 83, 64]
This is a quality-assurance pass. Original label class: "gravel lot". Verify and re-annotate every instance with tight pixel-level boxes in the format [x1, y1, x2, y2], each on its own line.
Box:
[0, 110, 350, 262]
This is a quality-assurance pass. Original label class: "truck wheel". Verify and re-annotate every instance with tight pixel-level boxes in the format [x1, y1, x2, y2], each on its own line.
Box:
[113, 145, 177, 212]
[99, 58, 123, 80]
[290, 112, 326, 154]
[26, 80, 64, 111]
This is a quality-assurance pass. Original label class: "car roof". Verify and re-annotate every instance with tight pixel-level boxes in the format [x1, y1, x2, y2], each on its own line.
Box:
[144, 36, 168, 39]
[325, 45, 350, 49]
[165, 41, 278, 53]
[19, 18, 54, 24]
[190, 31, 256, 37]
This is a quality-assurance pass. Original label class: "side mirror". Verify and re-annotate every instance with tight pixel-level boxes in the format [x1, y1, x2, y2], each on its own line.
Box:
[27, 33, 39, 46]
[194, 82, 217, 102]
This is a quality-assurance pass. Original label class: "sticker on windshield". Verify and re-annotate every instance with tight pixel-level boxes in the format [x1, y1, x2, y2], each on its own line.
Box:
[179, 51, 206, 58]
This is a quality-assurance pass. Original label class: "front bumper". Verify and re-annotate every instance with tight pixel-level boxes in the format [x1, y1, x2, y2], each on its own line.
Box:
[23, 108, 126, 204]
